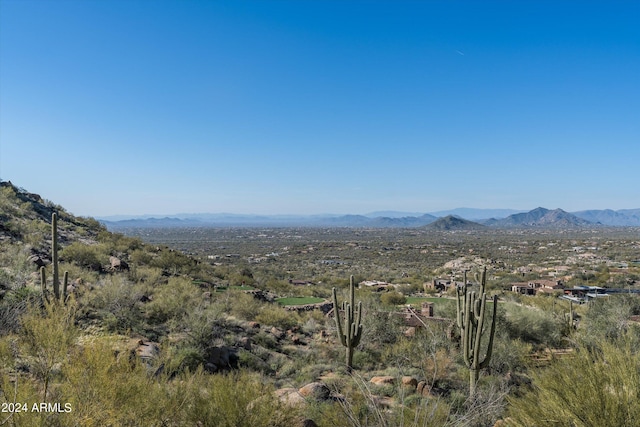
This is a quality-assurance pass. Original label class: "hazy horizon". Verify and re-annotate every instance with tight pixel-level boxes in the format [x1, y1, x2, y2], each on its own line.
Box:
[96, 207, 527, 221]
[2, 1, 638, 217]
[94, 207, 640, 223]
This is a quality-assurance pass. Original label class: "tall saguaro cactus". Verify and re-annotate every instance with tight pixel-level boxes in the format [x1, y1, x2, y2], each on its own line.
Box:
[332, 275, 364, 372]
[456, 267, 498, 396]
[42, 212, 68, 301]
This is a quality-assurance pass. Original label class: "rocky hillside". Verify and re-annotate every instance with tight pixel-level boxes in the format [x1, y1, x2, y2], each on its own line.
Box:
[0, 180, 104, 246]
[0, 180, 360, 425]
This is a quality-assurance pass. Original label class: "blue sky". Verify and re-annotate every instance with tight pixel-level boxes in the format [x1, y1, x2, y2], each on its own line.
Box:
[1, 0, 638, 217]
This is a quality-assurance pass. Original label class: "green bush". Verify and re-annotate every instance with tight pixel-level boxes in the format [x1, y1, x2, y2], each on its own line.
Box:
[85, 276, 144, 333]
[380, 291, 407, 306]
[502, 304, 564, 348]
[61, 242, 108, 271]
[229, 292, 264, 321]
[506, 336, 640, 426]
[255, 305, 301, 330]
[145, 277, 202, 324]
[150, 249, 195, 274]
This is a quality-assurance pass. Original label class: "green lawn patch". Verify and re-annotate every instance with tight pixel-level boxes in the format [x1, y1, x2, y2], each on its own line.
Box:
[276, 297, 325, 306]
[406, 297, 447, 305]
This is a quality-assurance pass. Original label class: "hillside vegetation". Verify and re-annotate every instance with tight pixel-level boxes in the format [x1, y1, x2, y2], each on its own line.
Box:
[2, 181, 640, 426]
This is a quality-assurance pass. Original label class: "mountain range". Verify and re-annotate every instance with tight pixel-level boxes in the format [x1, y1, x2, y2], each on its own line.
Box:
[98, 207, 640, 229]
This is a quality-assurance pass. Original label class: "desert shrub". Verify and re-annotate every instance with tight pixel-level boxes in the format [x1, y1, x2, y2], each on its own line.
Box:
[316, 373, 451, 427]
[578, 295, 640, 344]
[165, 345, 206, 375]
[301, 310, 328, 334]
[238, 348, 272, 373]
[6, 331, 300, 426]
[85, 276, 144, 333]
[0, 286, 41, 335]
[150, 249, 195, 274]
[486, 332, 532, 376]
[381, 291, 408, 306]
[229, 292, 264, 321]
[19, 301, 78, 399]
[362, 307, 406, 347]
[0, 245, 36, 288]
[145, 277, 202, 325]
[132, 265, 165, 287]
[502, 304, 564, 348]
[176, 369, 301, 427]
[449, 382, 509, 427]
[56, 339, 170, 426]
[252, 330, 278, 350]
[382, 329, 456, 384]
[506, 335, 640, 427]
[255, 305, 301, 330]
[129, 248, 153, 266]
[22, 219, 50, 247]
[178, 305, 227, 350]
[97, 230, 142, 253]
[229, 272, 256, 287]
[60, 242, 108, 271]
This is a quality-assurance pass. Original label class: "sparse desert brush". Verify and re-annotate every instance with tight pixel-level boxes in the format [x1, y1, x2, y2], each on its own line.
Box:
[0, 285, 41, 334]
[502, 304, 564, 348]
[145, 276, 202, 324]
[60, 241, 109, 271]
[229, 291, 265, 321]
[130, 265, 165, 286]
[255, 305, 301, 330]
[83, 275, 144, 333]
[506, 335, 640, 427]
[380, 290, 407, 306]
[314, 372, 451, 427]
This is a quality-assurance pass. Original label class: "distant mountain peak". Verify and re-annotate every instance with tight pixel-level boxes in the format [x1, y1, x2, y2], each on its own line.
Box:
[425, 215, 486, 231]
[491, 207, 593, 228]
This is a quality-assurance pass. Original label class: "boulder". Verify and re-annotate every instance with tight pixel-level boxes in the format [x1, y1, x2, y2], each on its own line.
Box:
[401, 376, 418, 389]
[271, 327, 285, 340]
[238, 337, 252, 351]
[109, 256, 130, 271]
[298, 382, 330, 401]
[291, 335, 304, 345]
[275, 388, 306, 406]
[370, 376, 395, 386]
[28, 254, 47, 269]
[416, 381, 431, 397]
[205, 346, 238, 371]
[404, 327, 416, 338]
[134, 340, 160, 361]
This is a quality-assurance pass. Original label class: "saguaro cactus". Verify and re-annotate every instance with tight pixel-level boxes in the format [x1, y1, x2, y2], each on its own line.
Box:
[332, 275, 364, 372]
[456, 267, 498, 396]
[46, 212, 68, 301]
[565, 300, 574, 334]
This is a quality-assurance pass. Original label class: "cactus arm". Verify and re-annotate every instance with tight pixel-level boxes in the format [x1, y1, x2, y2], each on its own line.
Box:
[456, 286, 465, 329]
[472, 295, 487, 369]
[478, 295, 498, 370]
[63, 271, 69, 300]
[332, 287, 347, 347]
[462, 294, 472, 367]
[40, 266, 46, 291]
